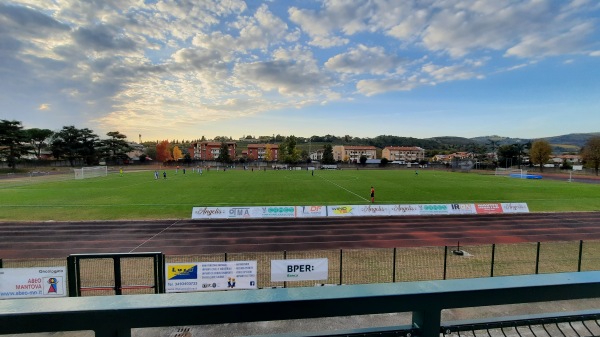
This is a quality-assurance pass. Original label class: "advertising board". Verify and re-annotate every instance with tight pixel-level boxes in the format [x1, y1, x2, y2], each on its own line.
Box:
[0, 267, 67, 300]
[165, 261, 257, 293]
[271, 258, 328, 282]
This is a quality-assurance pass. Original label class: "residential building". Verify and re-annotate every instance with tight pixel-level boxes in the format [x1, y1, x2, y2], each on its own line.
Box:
[192, 141, 236, 160]
[332, 145, 377, 163]
[247, 144, 279, 161]
[309, 149, 324, 161]
[381, 146, 425, 163]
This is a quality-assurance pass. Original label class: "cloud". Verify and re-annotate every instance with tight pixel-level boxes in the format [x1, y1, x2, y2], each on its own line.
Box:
[357, 77, 423, 96]
[72, 24, 137, 52]
[0, 3, 70, 35]
[1, 0, 599, 140]
[38, 103, 51, 110]
[325, 45, 405, 75]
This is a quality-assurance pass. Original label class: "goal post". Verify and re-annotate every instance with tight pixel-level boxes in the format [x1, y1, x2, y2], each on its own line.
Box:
[74, 166, 108, 179]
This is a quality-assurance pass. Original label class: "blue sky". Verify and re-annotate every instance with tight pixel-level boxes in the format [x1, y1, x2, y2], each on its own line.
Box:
[1, 0, 599, 142]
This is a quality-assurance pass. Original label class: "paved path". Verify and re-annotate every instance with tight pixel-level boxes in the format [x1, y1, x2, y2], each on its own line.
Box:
[1, 212, 600, 258]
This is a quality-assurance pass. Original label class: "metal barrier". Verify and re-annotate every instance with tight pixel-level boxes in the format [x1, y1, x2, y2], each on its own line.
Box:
[67, 252, 165, 296]
[0, 271, 599, 337]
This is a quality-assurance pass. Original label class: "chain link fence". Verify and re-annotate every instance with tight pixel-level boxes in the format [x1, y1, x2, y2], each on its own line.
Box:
[1, 240, 599, 296]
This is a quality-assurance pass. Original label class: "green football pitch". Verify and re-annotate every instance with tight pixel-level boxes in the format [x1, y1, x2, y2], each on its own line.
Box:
[0, 168, 598, 221]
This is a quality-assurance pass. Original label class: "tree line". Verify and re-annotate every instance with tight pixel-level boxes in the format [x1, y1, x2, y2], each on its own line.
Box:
[0, 120, 133, 170]
[2, 119, 599, 175]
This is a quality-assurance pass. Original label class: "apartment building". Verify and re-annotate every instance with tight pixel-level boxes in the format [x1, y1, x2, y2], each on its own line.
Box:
[192, 142, 236, 160]
[381, 146, 425, 162]
[247, 144, 279, 161]
[332, 145, 377, 163]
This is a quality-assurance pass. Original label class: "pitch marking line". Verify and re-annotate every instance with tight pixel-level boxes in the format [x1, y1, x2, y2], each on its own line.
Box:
[316, 173, 369, 202]
[129, 219, 181, 253]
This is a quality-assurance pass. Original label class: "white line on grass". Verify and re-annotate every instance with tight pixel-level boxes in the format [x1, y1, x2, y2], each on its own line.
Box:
[129, 219, 181, 253]
[316, 173, 369, 202]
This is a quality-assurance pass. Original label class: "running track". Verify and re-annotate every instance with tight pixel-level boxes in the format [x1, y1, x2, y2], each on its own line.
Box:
[1, 212, 600, 259]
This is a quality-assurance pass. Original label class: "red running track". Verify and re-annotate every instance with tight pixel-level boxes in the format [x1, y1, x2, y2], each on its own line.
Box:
[1, 212, 600, 259]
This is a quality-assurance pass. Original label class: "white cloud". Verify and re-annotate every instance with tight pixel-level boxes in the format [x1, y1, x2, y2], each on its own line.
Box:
[325, 45, 405, 75]
[38, 103, 50, 110]
[422, 63, 481, 83]
[356, 77, 422, 96]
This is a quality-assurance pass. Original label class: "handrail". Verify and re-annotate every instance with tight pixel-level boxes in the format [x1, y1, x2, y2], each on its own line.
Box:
[1, 271, 599, 337]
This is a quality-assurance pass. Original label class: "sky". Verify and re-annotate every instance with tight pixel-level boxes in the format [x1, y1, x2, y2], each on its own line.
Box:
[1, 0, 600, 143]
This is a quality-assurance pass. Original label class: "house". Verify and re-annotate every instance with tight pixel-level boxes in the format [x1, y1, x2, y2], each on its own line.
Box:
[192, 141, 236, 160]
[381, 146, 425, 163]
[332, 145, 377, 163]
[247, 144, 279, 161]
[309, 149, 324, 161]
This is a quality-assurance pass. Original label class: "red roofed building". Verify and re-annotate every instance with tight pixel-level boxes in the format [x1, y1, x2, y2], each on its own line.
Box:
[192, 142, 236, 160]
[247, 144, 279, 161]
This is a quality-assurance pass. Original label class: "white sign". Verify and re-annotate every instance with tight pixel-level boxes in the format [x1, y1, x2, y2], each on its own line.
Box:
[327, 205, 357, 217]
[447, 204, 478, 215]
[389, 204, 421, 216]
[501, 203, 530, 213]
[354, 205, 391, 216]
[0, 267, 67, 299]
[271, 258, 328, 282]
[296, 206, 328, 218]
[192, 206, 297, 219]
[165, 261, 257, 293]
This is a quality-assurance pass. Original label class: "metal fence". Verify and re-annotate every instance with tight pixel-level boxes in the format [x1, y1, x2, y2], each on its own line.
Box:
[1, 240, 599, 296]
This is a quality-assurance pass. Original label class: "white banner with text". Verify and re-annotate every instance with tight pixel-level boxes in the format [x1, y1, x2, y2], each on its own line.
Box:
[0, 267, 67, 300]
[192, 203, 528, 219]
[165, 261, 257, 293]
[271, 258, 329, 282]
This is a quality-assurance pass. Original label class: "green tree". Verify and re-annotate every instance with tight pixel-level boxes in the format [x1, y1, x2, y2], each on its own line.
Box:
[100, 131, 132, 164]
[217, 142, 231, 163]
[581, 136, 600, 175]
[321, 144, 335, 164]
[529, 140, 553, 172]
[0, 120, 31, 170]
[497, 144, 519, 168]
[280, 136, 301, 164]
[50, 126, 99, 166]
[359, 155, 367, 165]
[25, 128, 53, 159]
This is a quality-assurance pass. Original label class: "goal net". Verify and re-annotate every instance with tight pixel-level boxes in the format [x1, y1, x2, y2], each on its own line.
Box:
[74, 166, 108, 180]
[495, 168, 527, 177]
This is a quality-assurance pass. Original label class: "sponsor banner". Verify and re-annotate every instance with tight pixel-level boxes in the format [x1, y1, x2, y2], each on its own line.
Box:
[501, 203, 530, 213]
[418, 204, 451, 215]
[193, 203, 528, 219]
[192, 207, 229, 219]
[390, 204, 421, 216]
[447, 204, 477, 215]
[192, 206, 296, 219]
[327, 205, 357, 217]
[354, 204, 391, 216]
[256, 206, 296, 218]
[165, 261, 257, 293]
[296, 206, 327, 218]
[271, 258, 328, 282]
[475, 203, 503, 214]
[0, 267, 66, 300]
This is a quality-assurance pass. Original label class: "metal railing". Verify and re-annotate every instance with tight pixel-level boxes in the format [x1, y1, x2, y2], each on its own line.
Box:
[0, 271, 599, 337]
